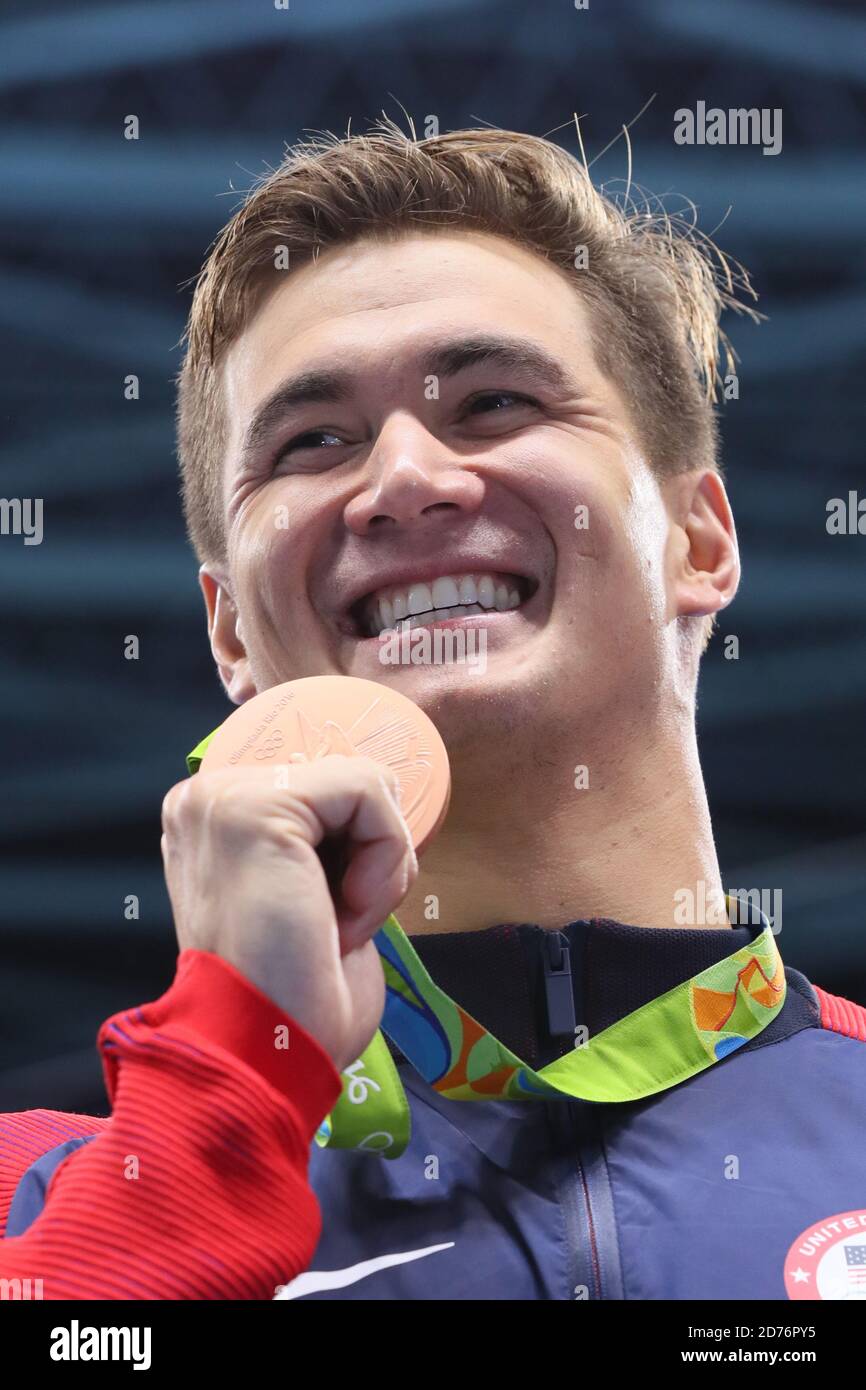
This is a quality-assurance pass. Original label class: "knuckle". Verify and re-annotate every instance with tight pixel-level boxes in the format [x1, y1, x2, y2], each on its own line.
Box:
[162, 772, 247, 836]
[161, 779, 192, 829]
[205, 774, 255, 829]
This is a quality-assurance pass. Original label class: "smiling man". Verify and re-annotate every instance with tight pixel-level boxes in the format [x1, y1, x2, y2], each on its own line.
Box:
[192, 199, 734, 944]
[2, 123, 864, 1302]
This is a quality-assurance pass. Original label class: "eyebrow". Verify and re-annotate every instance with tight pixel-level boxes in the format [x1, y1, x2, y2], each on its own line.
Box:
[238, 334, 578, 460]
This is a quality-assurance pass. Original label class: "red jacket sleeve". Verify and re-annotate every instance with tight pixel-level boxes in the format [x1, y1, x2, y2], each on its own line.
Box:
[0, 950, 343, 1299]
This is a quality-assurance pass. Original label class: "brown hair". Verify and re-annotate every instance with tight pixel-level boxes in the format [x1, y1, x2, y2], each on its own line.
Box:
[177, 118, 758, 651]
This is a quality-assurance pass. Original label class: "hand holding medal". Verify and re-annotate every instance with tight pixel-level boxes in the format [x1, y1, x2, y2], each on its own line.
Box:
[166, 677, 450, 1078]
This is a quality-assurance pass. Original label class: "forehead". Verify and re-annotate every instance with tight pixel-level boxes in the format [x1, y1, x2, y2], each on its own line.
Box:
[221, 230, 600, 426]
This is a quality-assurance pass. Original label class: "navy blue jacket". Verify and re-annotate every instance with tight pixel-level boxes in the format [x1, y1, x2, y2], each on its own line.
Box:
[8, 916, 866, 1301]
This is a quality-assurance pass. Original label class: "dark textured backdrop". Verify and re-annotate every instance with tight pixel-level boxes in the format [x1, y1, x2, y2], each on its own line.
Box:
[1, 0, 864, 1113]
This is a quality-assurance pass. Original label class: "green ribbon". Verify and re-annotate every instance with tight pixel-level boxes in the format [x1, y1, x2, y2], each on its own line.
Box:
[188, 728, 786, 1160]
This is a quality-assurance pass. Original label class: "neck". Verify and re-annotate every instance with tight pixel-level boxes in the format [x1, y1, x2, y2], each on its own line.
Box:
[396, 712, 725, 936]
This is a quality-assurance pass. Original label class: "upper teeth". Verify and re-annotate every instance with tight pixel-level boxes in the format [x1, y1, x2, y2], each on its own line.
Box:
[363, 571, 522, 637]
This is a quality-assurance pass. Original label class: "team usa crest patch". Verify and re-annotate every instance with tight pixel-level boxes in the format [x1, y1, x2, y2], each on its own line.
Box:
[785, 1209, 866, 1299]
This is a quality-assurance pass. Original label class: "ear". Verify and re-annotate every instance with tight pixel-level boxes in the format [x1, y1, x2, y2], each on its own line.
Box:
[666, 471, 740, 619]
[199, 566, 257, 705]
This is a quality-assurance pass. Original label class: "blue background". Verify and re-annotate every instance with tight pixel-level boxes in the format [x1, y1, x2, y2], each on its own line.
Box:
[1, 0, 864, 1111]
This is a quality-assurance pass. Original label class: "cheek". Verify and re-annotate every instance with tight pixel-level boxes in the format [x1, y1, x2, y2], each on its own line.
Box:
[231, 496, 314, 635]
[553, 479, 667, 632]
[505, 431, 627, 555]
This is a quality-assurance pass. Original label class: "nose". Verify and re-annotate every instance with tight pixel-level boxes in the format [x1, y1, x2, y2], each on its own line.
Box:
[343, 413, 485, 535]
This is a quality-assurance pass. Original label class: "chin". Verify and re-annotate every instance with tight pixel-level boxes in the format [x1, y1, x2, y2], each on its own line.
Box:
[369, 658, 540, 740]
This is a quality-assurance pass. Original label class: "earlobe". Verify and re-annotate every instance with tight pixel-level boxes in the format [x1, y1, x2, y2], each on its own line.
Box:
[198, 567, 256, 705]
[671, 472, 741, 620]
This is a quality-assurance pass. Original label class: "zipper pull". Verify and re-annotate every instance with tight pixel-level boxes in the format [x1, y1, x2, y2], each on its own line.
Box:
[543, 931, 577, 1037]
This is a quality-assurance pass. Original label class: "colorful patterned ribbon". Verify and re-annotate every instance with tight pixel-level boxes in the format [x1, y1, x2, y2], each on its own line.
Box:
[316, 907, 785, 1157]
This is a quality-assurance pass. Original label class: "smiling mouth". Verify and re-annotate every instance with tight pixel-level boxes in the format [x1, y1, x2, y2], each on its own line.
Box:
[348, 570, 537, 639]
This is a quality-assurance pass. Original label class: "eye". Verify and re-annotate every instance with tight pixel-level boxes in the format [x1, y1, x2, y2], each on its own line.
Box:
[463, 390, 538, 417]
[271, 429, 351, 472]
[277, 429, 346, 458]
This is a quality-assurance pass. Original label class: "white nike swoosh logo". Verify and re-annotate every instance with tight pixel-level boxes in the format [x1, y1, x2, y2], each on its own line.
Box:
[274, 1242, 455, 1299]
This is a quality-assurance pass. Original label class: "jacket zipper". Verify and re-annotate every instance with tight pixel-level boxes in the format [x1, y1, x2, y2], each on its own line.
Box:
[544, 930, 621, 1300]
[550, 1104, 603, 1299]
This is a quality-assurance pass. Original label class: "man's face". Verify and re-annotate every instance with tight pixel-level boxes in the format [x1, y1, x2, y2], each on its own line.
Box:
[209, 230, 695, 755]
